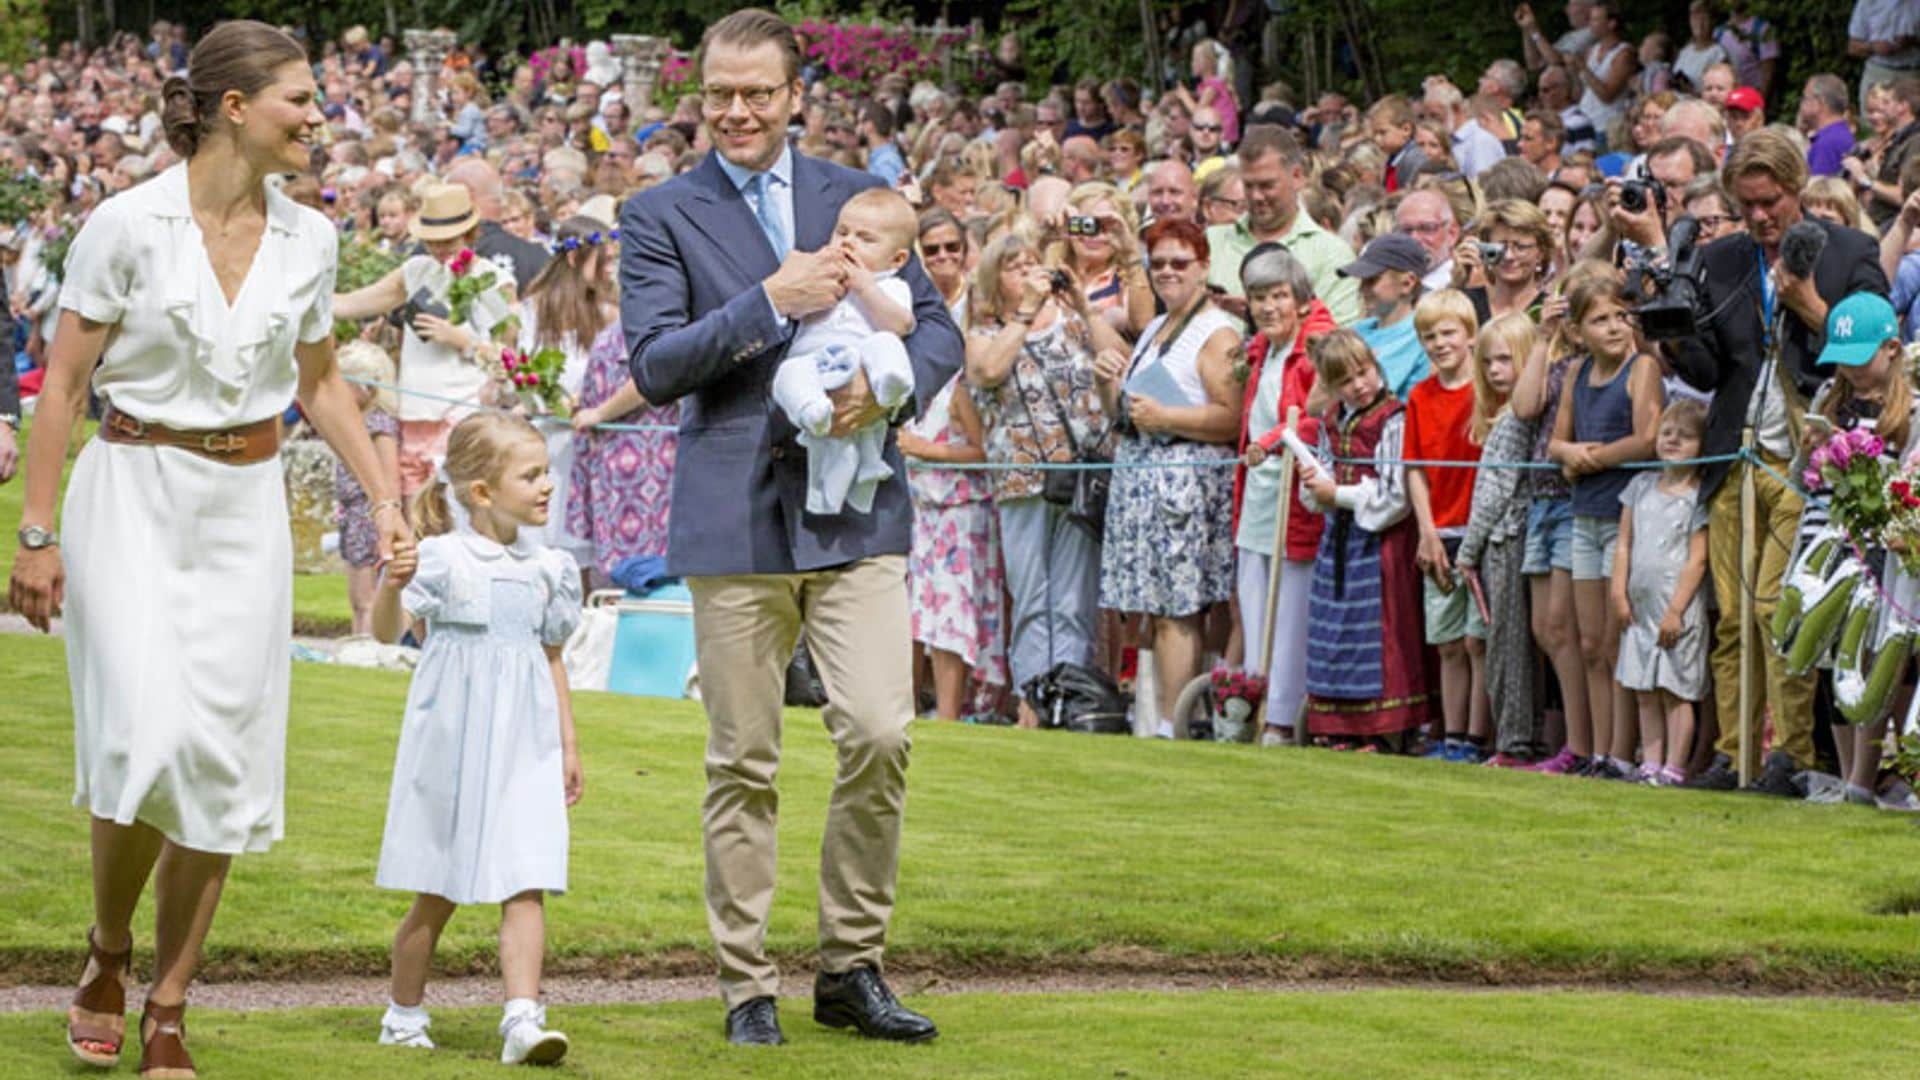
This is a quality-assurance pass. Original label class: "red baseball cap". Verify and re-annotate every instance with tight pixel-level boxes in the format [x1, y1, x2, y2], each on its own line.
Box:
[1724, 87, 1764, 113]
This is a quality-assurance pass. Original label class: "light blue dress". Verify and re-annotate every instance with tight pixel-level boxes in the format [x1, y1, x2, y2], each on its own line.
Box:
[375, 528, 582, 904]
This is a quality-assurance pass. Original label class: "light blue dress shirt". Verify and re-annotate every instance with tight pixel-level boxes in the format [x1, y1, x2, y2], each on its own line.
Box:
[715, 143, 797, 325]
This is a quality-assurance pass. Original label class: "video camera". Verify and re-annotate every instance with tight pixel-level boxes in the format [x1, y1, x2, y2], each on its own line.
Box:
[1622, 213, 1704, 341]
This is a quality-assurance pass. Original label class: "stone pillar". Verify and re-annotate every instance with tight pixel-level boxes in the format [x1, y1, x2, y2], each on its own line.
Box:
[611, 34, 671, 115]
[403, 28, 458, 127]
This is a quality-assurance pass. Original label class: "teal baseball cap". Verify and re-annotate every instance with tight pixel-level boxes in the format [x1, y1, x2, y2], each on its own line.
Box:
[1821, 292, 1899, 368]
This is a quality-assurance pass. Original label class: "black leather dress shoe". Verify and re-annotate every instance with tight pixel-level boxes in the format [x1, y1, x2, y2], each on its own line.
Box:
[726, 996, 785, 1045]
[814, 966, 938, 1042]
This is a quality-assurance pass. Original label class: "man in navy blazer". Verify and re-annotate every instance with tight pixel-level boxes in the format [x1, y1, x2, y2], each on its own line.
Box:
[620, 9, 959, 1048]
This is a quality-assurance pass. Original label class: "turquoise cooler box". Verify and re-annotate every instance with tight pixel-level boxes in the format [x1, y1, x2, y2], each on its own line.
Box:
[606, 583, 699, 699]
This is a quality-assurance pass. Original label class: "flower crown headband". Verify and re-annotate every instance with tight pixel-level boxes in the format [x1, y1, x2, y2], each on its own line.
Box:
[555, 230, 609, 253]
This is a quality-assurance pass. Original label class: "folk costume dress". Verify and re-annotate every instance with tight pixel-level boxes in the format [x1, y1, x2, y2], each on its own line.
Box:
[375, 526, 582, 903]
[60, 163, 338, 853]
[1299, 391, 1432, 737]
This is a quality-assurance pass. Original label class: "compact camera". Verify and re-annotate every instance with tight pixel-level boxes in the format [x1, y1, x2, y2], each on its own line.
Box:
[1066, 215, 1101, 237]
[1476, 241, 1507, 266]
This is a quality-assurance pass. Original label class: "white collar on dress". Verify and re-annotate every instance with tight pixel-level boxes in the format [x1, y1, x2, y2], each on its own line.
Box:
[144, 163, 304, 237]
[456, 523, 542, 562]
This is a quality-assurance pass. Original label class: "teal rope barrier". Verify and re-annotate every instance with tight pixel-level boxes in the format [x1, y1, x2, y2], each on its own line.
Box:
[340, 376, 1746, 474]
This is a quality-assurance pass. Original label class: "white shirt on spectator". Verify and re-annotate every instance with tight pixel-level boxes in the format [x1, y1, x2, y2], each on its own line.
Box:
[1852, 0, 1920, 71]
[1452, 120, 1507, 178]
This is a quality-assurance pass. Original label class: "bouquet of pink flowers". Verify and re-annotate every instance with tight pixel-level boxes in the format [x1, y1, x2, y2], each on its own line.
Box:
[1208, 666, 1268, 744]
[1803, 427, 1894, 542]
[499, 345, 569, 416]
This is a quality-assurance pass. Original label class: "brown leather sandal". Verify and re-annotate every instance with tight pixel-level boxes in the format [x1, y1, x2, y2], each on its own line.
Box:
[67, 927, 131, 1067]
[139, 1000, 196, 1079]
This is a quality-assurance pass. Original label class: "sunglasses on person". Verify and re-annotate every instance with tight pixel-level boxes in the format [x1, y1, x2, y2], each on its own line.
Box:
[921, 239, 964, 255]
[1149, 255, 1196, 271]
[1191, 123, 1222, 133]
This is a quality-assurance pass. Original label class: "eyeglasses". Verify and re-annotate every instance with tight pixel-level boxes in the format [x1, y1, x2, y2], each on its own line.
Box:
[1149, 256, 1197, 271]
[1400, 221, 1449, 236]
[1693, 213, 1737, 229]
[702, 83, 787, 112]
[921, 240, 964, 255]
[1205, 195, 1245, 210]
[1192, 123, 1222, 133]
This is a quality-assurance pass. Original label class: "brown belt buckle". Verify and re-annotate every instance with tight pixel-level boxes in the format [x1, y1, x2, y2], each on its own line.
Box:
[200, 432, 248, 455]
[110, 411, 146, 439]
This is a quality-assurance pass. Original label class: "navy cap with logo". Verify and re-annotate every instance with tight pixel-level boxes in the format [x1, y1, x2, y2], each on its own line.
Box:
[1338, 232, 1430, 278]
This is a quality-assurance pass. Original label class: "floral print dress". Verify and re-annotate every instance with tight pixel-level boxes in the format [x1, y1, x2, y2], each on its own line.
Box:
[907, 376, 1008, 704]
[566, 321, 679, 576]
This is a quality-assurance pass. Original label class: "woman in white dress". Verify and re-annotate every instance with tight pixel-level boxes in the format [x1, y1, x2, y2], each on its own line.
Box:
[6, 22, 413, 1077]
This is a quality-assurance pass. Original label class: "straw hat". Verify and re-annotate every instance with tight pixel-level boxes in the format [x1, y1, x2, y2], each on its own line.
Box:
[577, 194, 617, 229]
[410, 182, 479, 242]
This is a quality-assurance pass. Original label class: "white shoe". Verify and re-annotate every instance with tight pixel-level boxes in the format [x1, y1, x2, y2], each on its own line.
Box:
[378, 1005, 434, 1050]
[500, 1007, 569, 1066]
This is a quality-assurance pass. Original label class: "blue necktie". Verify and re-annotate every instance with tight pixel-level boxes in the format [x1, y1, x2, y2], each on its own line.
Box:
[745, 172, 789, 261]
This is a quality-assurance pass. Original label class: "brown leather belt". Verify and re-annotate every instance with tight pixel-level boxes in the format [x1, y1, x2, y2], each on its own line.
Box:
[101, 407, 283, 465]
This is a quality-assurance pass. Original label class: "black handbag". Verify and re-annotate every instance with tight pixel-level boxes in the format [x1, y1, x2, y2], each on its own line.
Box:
[1022, 661, 1131, 734]
[1012, 346, 1110, 538]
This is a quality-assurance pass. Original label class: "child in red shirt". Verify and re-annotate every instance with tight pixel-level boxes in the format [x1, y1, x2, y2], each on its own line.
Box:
[1405, 290, 1485, 761]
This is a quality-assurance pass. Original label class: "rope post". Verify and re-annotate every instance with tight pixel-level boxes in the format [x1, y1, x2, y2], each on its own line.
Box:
[1737, 440, 1757, 789]
[1258, 408, 1299, 744]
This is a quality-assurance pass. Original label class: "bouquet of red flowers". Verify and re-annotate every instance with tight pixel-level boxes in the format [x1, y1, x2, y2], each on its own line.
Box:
[499, 345, 569, 416]
[444, 248, 500, 328]
[1208, 666, 1268, 744]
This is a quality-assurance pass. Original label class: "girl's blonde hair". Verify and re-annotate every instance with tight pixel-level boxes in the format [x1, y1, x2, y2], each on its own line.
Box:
[1800, 176, 1874, 232]
[1471, 313, 1538, 444]
[1657, 397, 1710, 477]
[336, 340, 398, 416]
[1818, 351, 1912, 457]
[409, 412, 545, 539]
[1309, 327, 1381, 388]
[1566, 270, 1630, 347]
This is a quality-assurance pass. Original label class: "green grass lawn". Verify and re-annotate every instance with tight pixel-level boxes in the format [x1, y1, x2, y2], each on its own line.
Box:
[5, 991, 1920, 1078]
[5, 633, 1920, 992]
[0, 416, 354, 634]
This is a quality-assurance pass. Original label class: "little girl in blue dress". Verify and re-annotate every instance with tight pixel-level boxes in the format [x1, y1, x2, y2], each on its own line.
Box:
[370, 411, 583, 1066]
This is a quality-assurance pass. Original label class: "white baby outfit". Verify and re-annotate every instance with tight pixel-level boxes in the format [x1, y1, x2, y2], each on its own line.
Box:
[375, 527, 582, 904]
[771, 273, 916, 514]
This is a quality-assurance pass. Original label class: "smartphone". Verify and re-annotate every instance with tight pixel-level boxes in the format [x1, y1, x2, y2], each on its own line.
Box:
[1803, 413, 1835, 436]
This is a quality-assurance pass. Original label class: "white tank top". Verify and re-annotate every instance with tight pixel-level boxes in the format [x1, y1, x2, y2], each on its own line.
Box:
[1579, 41, 1631, 139]
[1129, 305, 1238, 407]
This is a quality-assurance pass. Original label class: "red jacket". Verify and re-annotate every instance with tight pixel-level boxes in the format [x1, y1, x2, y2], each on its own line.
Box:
[1232, 299, 1337, 563]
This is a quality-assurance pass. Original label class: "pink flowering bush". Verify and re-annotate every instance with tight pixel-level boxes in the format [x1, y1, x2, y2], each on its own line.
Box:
[794, 19, 971, 87]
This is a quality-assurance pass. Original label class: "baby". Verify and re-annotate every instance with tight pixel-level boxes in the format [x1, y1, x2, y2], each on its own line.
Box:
[772, 187, 918, 514]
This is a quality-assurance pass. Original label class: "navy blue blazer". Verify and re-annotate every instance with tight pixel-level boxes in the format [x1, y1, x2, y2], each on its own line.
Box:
[620, 149, 964, 576]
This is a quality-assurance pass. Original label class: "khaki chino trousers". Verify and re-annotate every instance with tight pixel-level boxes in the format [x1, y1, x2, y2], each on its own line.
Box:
[687, 554, 914, 1007]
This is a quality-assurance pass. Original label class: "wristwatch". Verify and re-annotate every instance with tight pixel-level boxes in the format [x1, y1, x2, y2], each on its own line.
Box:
[18, 524, 57, 550]
[0, 411, 17, 430]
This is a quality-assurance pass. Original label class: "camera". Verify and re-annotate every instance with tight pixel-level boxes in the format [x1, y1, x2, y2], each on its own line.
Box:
[1050, 270, 1074, 293]
[1619, 177, 1666, 215]
[1622, 214, 1703, 341]
[1066, 215, 1101, 237]
[1476, 241, 1506, 266]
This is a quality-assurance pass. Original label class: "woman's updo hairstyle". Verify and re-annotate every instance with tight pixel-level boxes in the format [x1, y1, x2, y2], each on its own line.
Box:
[162, 20, 308, 159]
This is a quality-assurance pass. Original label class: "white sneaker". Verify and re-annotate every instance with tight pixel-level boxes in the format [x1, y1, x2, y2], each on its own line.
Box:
[378, 1004, 434, 1050]
[500, 1006, 569, 1066]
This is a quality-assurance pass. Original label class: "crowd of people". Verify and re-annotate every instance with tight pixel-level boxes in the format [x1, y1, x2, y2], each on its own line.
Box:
[8, 6, 1920, 1074]
[4, 3, 1920, 793]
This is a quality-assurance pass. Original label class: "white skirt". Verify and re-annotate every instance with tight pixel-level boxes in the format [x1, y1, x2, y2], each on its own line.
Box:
[63, 437, 292, 854]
